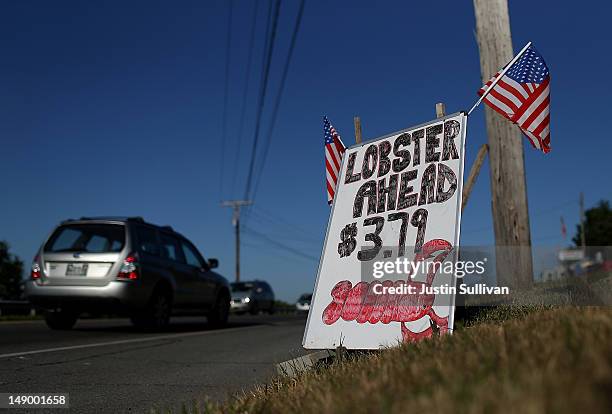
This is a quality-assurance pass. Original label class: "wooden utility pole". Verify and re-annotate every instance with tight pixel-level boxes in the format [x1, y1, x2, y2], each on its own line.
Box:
[353, 116, 362, 144]
[473, 0, 533, 288]
[221, 200, 252, 282]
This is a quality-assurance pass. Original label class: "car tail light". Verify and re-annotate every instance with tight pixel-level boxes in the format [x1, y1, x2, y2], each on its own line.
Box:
[117, 253, 139, 280]
[31, 255, 41, 280]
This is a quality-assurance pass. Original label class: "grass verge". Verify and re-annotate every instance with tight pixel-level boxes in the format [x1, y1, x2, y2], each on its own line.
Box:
[183, 306, 611, 414]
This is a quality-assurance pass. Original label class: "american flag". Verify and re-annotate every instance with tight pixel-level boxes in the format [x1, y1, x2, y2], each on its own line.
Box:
[324, 116, 346, 205]
[561, 216, 567, 239]
[478, 45, 551, 153]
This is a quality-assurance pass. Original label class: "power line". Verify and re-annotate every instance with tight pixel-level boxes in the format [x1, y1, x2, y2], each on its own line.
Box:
[219, 0, 234, 201]
[243, 0, 282, 201]
[243, 225, 318, 262]
[244, 221, 320, 246]
[246, 219, 322, 246]
[249, 0, 306, 204]
[248, 206, 321, 242]
[230, 0, 261, 196]
[241, 240, 319, 265]
[259, 0, 274, 110]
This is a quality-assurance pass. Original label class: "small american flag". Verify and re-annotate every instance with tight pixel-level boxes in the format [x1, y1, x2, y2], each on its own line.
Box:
[561, 216, 567, 239]
[478, 45, 551, 153]
[324, 116, 346, 205]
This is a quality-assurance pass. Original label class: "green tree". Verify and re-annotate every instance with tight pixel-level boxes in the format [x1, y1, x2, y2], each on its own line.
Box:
[0, 241, 24, 299]
[572, 200, 612, 247]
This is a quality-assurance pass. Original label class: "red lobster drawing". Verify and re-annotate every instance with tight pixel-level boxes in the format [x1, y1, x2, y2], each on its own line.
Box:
[322, 239, 453, 342]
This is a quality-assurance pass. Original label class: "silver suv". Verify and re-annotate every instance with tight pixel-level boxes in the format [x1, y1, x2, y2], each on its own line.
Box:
[25, 217, 230, 330]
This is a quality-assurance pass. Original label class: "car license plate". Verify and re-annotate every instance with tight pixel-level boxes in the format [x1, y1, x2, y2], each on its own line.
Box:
[66, 263, 88, 276]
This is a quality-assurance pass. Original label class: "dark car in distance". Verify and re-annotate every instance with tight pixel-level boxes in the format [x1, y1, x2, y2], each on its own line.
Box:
[230, 280, 275, 314]
[25, 217, 231, 330]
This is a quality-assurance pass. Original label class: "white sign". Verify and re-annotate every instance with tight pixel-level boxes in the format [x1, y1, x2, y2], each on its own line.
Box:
[304, 113, 468, 349]
[558, 249, 585, 262]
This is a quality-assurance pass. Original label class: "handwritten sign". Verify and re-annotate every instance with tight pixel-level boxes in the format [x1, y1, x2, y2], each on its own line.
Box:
[304, 113, 468, 349]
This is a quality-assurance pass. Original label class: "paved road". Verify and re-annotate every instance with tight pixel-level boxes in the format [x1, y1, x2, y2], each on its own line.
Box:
[0, 314, 308, 413]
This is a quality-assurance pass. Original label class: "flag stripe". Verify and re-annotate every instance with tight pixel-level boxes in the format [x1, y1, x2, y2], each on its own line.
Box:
[502, 76, 530, 99]
[538, 122, 550, 139]
[488, 88, 520, 114]
[326, 146, 340, 174]
[516, 80, 550, 125]
[330, 141, 342, 169]
[521, 128, 543, 150]
[523, 98, 550, 133]
[326, 169, 336, 197]
[324, 117, 347, 204]
[496, 79, 526, 105]
[334, 138, 345, 156]
[542, 133, 551, 153]
[522, 83, 532, 95]
[326, 157, 338, 183]
[484, 93, 515, 118]
[532, 114, 550, 137]
[326, 182, 334, 203]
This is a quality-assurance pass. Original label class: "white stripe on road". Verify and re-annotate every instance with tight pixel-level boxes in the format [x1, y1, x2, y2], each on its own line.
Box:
[0, 326, 257, 359]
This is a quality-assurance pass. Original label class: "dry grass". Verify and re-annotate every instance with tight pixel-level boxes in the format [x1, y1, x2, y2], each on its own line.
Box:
[181, 306, 612, 414]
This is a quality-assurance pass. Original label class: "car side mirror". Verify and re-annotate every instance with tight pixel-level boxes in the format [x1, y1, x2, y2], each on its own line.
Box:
[208, 258, 219, 269]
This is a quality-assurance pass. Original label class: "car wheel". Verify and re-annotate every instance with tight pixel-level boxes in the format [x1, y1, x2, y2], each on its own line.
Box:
[131, 289, 172, 331]
[45, 309, 78, 330]
[249, 302, 259, 315]
[208, 292, 230, 328]
[268, 304, 276, 314]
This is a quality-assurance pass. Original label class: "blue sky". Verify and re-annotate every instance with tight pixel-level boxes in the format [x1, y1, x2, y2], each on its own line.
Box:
[1, 0, 610, 301]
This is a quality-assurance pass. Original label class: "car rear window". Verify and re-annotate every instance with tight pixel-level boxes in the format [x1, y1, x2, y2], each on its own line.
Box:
[135, 225, 161, 256]
[44, 223, 125, 253]
[231, 282, 254, 292]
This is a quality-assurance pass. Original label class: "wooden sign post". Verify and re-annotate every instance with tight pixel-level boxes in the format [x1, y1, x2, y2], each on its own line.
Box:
[353, 116, 362, 144]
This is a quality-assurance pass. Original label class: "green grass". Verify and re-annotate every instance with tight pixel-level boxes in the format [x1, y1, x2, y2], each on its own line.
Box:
[177, 306, 612, 414]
